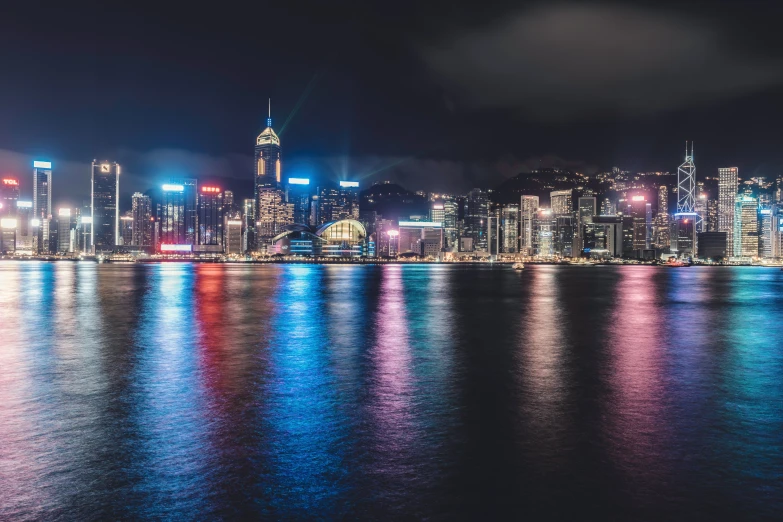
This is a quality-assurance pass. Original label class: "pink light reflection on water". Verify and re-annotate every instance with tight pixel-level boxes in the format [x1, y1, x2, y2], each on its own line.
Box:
[369, 265, 416, 461]
[604, 266, 672, 482]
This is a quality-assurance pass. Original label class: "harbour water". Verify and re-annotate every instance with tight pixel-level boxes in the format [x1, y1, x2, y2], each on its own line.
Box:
[1, 262, 782, 520]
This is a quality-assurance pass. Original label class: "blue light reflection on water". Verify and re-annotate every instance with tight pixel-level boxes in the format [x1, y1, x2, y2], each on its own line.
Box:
[1, 263, 783, 520]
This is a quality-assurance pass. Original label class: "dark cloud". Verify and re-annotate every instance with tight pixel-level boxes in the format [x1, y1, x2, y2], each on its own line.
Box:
[420, 4, 783, 121]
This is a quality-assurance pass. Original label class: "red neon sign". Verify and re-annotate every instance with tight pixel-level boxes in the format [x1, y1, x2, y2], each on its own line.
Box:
[201, 186, 221, 193]
[2, 178, 19, 185]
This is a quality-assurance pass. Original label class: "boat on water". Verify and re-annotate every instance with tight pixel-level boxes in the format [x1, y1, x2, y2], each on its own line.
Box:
[512, 262, 525, 270]
[663, 259, 691, 267]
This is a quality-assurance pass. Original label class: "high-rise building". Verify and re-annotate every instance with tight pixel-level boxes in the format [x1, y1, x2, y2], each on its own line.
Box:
[254, 101, 282, 191]
[120, 214, 133, 246]
[759, 209, 773, 259]
[225, 219, 243, 255]
[671, 214, 697, 257]
[161, 183, 187, 248]
[718, 167, 738, 256]
[0, 216, 16, 253]
[554, 215, 575, 257]
[242, 198, 256, 253]
[256, 187, 293, 247]
[501, 204, 519, 253]
[429, 202, 445, 227]
[336, 181, 360, 220]
[1, 178, 20, 216]
[91, 161, 120, 252]
[626, 195, 652, 251]
[550, 189, 573, 216]
[653, 185, 670, 250]
[286, 178, 312, 225]
[56, 208, 73, 253]
[733, 195, 758, 258]
[179, 178, 199, 245]
[442, 199, 459, 251]
[197, 186, 225, 249]
[533, 209, 556, 257]
[677, 142, 696, 213]
[578, 197, 596, 224]
[14, 201, 34, 254]
[33, 160, 52, 254]
[576, 196, 597, 255]
[131, 193, 153, 246]
[520, 195, 539, 255]
[33, 160, 52, 220]
[315, 187, 340, 225]
[463, 189, 489, 252]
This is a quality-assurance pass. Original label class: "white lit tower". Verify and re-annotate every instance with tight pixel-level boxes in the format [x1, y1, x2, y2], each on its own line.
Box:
[673, 142, 698, 256]
[677, 142, 696, 214]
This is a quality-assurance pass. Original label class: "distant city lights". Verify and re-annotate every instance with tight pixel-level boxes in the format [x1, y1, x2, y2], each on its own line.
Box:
[160, 244, 193, 252]
[398, 221, 442, 228]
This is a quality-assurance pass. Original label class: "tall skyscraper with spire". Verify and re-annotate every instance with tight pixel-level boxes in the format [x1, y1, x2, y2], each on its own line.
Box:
[253, 100, 291, 251]
[254, 99, 281, 190]
[677, 142, 696, 214]
[674, 142, 697, 256]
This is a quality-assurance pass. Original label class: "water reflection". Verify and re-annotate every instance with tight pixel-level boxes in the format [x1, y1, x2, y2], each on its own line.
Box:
[1, 263, 782, 520]
[604, 267, 671, 486]
[261, 265, 349, 517]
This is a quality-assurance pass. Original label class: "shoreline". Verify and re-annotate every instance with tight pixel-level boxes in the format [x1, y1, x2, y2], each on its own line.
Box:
[0, 257, 779, 267]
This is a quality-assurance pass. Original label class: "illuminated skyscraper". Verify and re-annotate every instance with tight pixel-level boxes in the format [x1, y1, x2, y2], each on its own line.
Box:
[242, 198, 255, 253]
[33, 160, 52, 253]
[33, 161, 52, 220]
[131, 193, 152, 246]
[734, 195, 758, 258]
[91, 161, 120, 252]
[759, 209, 773, 259]
[677, 142, 696, 213]
[577, 196, 597, 254]
[653, 185, 670, 250]
[501, 204, 519, 253]
[14, 201, 34, 254]
[718, 167, 738, 255]
[254, 101, 281, 189]
[161, 183, 187, 247]
[197, 186, 225, 249]
[336, 181, 360, 220]
[120, 214, 133, 246]
[464, 189, 489, 252]
[286, 178, 311, 225]
[442, 199, 459, 250]
[56, 208, 73, 253]
[1, 178, 20, 216]
[533, 209, 556, 257]
[256, 188, 293, 247]
[520, 195, 539, 255]
[550, 189, 573, 216]
[626, 195, 652, 251]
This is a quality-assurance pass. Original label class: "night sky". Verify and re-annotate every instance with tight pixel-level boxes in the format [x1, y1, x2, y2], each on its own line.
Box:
[2, 1, 783, 209]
